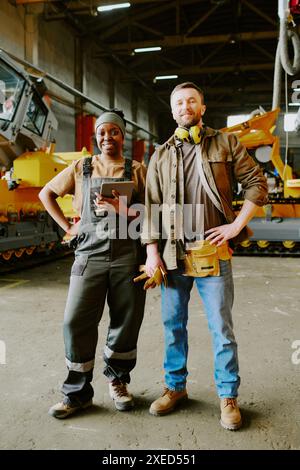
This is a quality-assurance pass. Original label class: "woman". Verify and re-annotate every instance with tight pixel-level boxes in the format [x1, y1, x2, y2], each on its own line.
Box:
[39, 109, 146, 419]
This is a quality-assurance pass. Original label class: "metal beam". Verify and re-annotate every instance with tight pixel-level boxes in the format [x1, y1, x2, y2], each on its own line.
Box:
[2, 48, 158, 138]
[24, 7, 39, 65]
[247, 41, 275, 61]
[98, 1, 178, 41]
[185, 3, 220, 37]
[74, 36, 83, 115]
[132, 21, 162, 38]
[159, 55, 182, 69]
[100, 43, 170, 111]
[205, 98, 273, 108]
[15, 0, 175, 5]
[46, 1, 169, 126]
[16, 0, 59, 3]
[210, 72, 227, 87]
[105, 31, 278, 51]
[197, 42, 227, 68]
[157, 84, 274, 96]
[88, 0, 203, 39]
[176, 0, 180, 35]
[41, 0, 202, 21]
[108, 68, 115, 109]
[145, 63, 275, 78]
[256, 70, 273, 84]
[128, 54, 154, 69]
[158, 99, 273, 110]
[241, 0, 277, 27]
[90, 0, 201, 6]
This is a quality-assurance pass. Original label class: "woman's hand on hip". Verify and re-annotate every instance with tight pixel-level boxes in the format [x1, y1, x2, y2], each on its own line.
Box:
[66, 220, 81, 236]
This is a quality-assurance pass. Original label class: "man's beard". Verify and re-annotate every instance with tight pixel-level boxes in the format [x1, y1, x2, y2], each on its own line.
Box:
[179, 115, 201, 128]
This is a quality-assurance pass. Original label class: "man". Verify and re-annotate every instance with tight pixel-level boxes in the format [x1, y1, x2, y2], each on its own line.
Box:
[141, 82, 268, 430]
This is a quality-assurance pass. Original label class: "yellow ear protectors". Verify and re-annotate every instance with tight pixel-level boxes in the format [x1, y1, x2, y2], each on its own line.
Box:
[174, 126, 190, 142]
[189, 126, 203, 144]
[174, 126, 204, 144]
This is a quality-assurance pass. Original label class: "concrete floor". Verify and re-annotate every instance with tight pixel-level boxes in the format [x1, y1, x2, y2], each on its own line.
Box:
[0, 256, 299, 450]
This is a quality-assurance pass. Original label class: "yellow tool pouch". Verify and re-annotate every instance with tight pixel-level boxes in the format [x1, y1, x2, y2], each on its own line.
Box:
[183, 240, 232, 277]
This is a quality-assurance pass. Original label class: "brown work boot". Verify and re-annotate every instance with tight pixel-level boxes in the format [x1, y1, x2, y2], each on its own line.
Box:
[149, 387, 188, 416]
[220, 398, 242, 430]
[48, 399, 93, 419]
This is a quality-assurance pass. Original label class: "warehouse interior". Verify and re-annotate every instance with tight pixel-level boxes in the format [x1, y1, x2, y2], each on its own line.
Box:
[0, 0, 300, 451]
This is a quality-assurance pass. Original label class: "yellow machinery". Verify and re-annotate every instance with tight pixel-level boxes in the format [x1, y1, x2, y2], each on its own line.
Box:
[0, 50, 88, 264]
[1, 46, 299, 261]
[222, 109, 300, 254]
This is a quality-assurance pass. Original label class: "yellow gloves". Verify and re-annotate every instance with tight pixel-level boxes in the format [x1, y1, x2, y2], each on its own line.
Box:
[133, 265, 168, 290]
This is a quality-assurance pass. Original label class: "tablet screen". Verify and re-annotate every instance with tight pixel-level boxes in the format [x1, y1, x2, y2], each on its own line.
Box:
[100, 181, 134, 204]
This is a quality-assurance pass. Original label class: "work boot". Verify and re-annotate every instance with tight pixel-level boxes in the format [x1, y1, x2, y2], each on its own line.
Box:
[220, 397, 242, 430]
[149, 387, 188, 416]
[48, 399, 93, 419]
[109, 380, 134, 411]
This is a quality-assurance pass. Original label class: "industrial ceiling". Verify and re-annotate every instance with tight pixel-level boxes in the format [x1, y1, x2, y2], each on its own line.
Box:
[12, 0, 300, 133]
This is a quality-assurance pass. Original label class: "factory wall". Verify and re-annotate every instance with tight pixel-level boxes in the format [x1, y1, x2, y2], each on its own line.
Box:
[38, 18, 76, 152]
[0, 2, 24, 59]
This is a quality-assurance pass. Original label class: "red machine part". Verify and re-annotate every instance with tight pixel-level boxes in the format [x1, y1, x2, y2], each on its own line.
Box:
[290, 0, 300, 15]
[76, 114, 96, 153]
[132, 139, 146, 162]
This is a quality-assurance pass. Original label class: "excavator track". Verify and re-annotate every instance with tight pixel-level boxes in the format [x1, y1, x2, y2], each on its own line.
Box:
[0, 243, 73, 274]
[234, 241, 300, 257]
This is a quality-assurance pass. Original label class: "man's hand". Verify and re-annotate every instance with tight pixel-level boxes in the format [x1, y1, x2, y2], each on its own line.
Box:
[145, 243, 166, 278]
[145, 253, 166, 278]
[205, 199, 259, 245]
[205, 222, 241, 246]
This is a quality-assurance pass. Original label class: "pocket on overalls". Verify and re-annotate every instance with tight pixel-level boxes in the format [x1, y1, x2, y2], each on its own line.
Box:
[71, 254, 89, 276]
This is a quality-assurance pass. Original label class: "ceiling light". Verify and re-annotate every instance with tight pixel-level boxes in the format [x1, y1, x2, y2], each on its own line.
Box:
[288, 102, 300, 106]
[134, 47, 162, 53]
[97, 2, 131, 13]
[293, 88, 300, 91]
[154, 75, 178, 81]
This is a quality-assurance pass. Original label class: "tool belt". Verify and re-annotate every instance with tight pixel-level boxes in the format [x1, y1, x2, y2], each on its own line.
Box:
[183, 240, 232, 277]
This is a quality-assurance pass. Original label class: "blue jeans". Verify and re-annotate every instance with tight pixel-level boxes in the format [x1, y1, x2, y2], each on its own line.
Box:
[161, 260, 240, 398]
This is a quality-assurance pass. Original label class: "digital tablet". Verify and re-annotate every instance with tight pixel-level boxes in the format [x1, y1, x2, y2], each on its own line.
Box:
[100, 181, 134, 203]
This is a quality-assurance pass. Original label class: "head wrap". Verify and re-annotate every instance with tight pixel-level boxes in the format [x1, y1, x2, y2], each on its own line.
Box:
[95, 111, 126, 137]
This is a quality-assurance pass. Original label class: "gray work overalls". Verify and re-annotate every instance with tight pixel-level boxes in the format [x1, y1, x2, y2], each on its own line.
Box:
[61, 157, 146, 406]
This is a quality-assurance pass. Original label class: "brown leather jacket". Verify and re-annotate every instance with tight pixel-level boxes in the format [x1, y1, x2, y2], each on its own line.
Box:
[141, 127, 268, 269]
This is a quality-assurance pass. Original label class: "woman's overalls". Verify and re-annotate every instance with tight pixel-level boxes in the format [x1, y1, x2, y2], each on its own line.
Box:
[61, 157, 146, 406]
